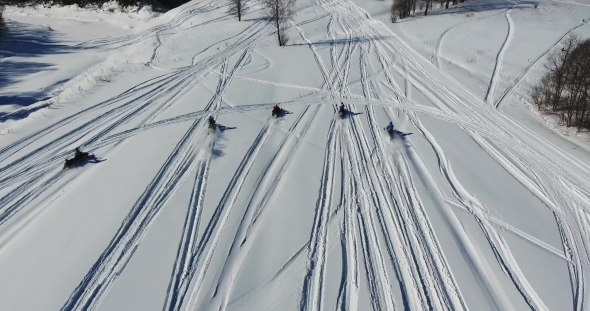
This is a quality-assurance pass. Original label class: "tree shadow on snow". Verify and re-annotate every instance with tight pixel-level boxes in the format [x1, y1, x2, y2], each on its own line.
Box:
[0, 102, 51, 122]
[0, 20, 74, 111]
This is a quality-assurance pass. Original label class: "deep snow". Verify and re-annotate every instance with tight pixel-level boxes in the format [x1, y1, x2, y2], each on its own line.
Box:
[1, 0, 590, 310]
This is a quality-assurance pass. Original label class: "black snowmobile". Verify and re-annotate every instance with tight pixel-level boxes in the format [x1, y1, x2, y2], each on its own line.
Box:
[384, 122, 395, 140]
[271, 105, 284, 118]
[386, 129, 395, 140]
[338, 103, 347, 119]
[64, 148, 92, 169]
[207, 116, 217, 132]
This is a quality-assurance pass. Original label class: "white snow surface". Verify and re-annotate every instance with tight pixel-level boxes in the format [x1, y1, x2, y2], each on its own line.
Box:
[1, 0, 590, 310]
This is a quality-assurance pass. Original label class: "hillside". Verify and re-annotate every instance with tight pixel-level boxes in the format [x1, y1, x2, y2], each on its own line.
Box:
[1, 0, 590, 310]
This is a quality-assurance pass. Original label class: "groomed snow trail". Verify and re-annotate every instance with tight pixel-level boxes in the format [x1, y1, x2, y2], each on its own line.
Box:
[1, 0, 589, 310]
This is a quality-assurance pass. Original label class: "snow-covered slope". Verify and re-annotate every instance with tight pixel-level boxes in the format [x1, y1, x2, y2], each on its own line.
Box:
[1, 0, 590, 310]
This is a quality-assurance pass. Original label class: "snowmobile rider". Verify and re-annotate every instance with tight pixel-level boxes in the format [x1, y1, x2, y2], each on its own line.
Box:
[339, 102, 345, 114]
[74, 147, 83, 159]
[385, 122, 394, 134]
[272, 105, 281, 115]
[208, 116, 216, 127]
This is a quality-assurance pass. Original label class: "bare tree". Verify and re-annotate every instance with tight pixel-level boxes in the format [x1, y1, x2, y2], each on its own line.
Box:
[531, 35, 590, 131]
[392, 0, 415, 21]
[0, 5, 5, 32]
[229, 0, 248, 21]
[264, 0, 296, 46]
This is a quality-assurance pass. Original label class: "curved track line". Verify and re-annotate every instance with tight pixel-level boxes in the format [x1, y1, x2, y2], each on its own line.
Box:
[495, 18, 590, 109]
[433, 8, 512, 68]
[484, 3, 516, 107]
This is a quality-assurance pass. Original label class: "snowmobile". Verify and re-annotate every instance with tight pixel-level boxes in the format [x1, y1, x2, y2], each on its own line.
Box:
[386, 129, 395, 140]
[338, 109, 346, 119]
[207, 116, 217, 132]
[63, 148, 91, 169]
[384, 122, 395, 140]
[338, 103, 346, 119]
[271, 105, 284, 118]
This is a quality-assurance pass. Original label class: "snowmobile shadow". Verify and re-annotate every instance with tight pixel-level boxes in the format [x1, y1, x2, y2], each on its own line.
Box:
[209, 136, 228, 159]
[340, 111, 363, 118]
[272, 109, 292, 118]
[216, 125, 236, 132]
[63, 154, 106, 169]
[211, 148, 225, 159]
[393, 130, 413, 139]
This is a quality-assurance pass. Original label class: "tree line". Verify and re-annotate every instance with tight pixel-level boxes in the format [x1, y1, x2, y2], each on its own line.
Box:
[0, 5, 5, 32]
[0, 0, 296, 45]
[531, 35, 590, 132]
[0, 0, 475, 51]
[392, 0, 467, 21]
[0, 0, 170, 10]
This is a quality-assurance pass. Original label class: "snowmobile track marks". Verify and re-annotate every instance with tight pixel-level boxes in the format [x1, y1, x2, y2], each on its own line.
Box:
[300, 118, 339, 311]
[179, 121, 274, 311]
[209, 105, 320, 311]
[60, 119, 205, 311]
[163, 152, 212, 311]
[485, 4, 515, 107]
